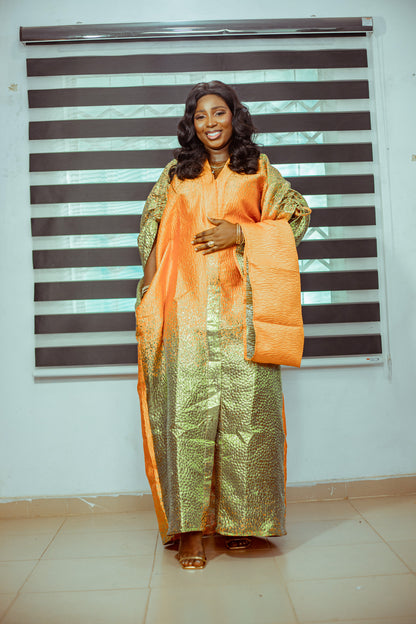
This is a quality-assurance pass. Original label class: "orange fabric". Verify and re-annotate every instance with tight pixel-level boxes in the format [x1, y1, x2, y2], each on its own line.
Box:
[136, 342, 169, 540]
[135, 266, 169, 541]
[138, 157, 304, 371]
[242, 218, 304, 367]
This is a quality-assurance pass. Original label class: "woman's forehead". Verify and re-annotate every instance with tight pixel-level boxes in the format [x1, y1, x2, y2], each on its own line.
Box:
[195, 93, 230, 112]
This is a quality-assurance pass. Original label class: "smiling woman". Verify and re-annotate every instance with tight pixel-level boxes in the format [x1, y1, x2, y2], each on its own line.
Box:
[135, 80, 311, 570]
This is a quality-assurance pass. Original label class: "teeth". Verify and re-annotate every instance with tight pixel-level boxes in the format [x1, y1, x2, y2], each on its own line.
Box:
[207, 131, 221, 138]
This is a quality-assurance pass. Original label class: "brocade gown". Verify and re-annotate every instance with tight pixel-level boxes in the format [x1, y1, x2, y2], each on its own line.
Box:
[135, 154, 310, 544]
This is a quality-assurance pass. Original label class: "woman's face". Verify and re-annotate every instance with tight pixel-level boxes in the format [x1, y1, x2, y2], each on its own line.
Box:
[193, 94, 233, 157]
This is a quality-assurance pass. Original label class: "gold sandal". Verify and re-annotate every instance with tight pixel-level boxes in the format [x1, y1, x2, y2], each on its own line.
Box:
[177, 535, 206, 570]
[225, 536, 252, 550]
[178, 554, 206, 570]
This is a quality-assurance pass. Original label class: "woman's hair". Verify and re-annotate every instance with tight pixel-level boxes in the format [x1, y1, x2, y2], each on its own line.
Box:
[170, 81, 260, 180]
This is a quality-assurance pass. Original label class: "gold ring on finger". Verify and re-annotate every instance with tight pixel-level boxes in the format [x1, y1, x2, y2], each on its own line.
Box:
[207, 240, 215, 248]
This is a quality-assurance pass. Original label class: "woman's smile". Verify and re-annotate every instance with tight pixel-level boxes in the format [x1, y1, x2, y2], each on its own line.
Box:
[206, 130, 222, 140]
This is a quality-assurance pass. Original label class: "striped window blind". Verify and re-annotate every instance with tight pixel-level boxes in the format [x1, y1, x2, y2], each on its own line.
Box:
[25, 32, 383, 376]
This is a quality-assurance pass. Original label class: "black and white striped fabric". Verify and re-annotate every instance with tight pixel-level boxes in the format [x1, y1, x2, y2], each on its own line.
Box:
[26, 36, 382, 375]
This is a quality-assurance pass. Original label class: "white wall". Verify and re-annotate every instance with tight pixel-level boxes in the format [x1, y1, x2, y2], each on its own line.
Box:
[1, 0, 415, 499]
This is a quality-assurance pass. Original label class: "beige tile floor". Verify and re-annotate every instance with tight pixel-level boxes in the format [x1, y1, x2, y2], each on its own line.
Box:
[0, 496, 415, 623]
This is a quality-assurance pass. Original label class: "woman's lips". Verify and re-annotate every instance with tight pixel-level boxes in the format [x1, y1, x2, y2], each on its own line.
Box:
[206, 130, 222, 140]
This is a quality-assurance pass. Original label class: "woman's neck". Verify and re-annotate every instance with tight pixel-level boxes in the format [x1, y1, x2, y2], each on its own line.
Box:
[206, 146, 230, 164]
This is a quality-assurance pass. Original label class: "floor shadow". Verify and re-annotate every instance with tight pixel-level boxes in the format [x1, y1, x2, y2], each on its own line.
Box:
[161, 518, 354, 561]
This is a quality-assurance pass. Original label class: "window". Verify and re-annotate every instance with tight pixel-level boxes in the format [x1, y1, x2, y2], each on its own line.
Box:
[22, 19, 383, 376]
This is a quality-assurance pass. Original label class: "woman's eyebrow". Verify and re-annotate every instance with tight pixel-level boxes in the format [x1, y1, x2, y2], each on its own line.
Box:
[195, 105, 227, 114]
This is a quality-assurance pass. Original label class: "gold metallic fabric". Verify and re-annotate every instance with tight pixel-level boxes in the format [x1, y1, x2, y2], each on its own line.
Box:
[135, 154, 310, 543]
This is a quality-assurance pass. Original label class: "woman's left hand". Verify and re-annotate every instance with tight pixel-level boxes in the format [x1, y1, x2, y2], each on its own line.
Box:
[192, 217, 238, 254]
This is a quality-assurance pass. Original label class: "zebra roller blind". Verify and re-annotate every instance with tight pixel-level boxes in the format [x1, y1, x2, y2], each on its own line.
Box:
[25, 32, 383, 376]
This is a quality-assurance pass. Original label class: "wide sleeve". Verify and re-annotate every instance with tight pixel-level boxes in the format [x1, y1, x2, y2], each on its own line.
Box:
[138, 160, 176, 265]
[239, 155, 311, 367]
[135, 160, 176, 307]
[259, 155, 311, 245]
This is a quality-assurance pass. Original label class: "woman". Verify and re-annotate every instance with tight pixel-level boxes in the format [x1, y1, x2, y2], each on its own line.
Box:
[135, 81, 310, 569]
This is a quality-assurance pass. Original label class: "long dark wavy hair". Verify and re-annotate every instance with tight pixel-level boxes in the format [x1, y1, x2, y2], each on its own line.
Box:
[169, 81, 260, 180]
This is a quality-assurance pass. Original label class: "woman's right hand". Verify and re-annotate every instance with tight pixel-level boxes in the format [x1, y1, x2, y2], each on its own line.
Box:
[192, 217, 240, 254]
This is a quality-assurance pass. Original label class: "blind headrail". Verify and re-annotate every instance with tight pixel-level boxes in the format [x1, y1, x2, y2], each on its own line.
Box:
[20, 18, 373, 45]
